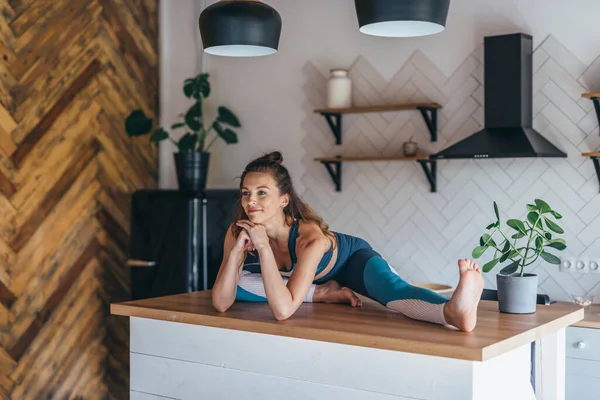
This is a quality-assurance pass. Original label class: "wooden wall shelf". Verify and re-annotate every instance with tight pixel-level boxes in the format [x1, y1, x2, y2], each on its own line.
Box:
[314, 103, 441, 144]
[583, 152, 600, 191]
[582, 93, 600, 135]
[314, 103, 441, 114]
[314, 155, 437, 193]
[313, 103, 442, 193]
[314, 155, 430, 162]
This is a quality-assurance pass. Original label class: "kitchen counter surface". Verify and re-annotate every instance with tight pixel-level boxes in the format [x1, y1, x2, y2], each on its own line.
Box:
[111, 290, 583, 362]
[571, 303, 600, 329]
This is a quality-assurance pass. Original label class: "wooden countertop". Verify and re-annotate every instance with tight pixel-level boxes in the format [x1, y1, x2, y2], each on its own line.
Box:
[571, 304, 600, 329]
[111, 291, 583, 361]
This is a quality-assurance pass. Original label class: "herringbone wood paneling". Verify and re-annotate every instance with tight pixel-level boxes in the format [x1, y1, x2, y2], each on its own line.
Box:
[302, 35, 600, 305]
[0, 0, 158, 398]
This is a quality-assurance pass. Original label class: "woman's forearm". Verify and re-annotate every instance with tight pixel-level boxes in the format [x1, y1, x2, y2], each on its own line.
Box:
[256, 245, 296, 320]
[212, 250, 245, 312]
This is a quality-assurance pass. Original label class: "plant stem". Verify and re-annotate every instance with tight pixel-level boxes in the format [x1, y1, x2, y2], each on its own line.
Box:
[195, 98, 205, 151]
[533, 227, 547, 237]
[525, 221, 548, 238]
[521, 214, 542, 276]
[204, 126, 220, 151]
[524, 249, 544, 267]
[195, 128, 207, 152]
[494, 228, 526, 259]
[199, 99, 204, 132]
[515, 247, 538, 258]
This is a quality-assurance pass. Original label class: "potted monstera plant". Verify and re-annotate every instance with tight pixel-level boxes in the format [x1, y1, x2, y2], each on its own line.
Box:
[472, 199, 566, 314]
[125, 73, 240, 191]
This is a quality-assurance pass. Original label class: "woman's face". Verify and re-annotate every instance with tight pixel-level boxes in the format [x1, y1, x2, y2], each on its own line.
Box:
[240, 172, 289, 224]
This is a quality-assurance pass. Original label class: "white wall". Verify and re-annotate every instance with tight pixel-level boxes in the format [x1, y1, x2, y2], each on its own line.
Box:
[160, 0, 600, 302]
[193, 0, 600, 189]
[158, 0, 204, 189]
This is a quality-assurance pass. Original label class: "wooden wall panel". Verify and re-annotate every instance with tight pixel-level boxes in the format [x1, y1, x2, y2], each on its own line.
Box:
[0, 0, 159, 398]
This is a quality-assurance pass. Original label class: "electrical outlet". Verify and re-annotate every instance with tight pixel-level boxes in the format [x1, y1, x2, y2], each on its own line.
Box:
[560, 257, 577, 272]
[589, 259, 600, 273]
[576, 258, 589, 273]
[560, 257, 600, 274]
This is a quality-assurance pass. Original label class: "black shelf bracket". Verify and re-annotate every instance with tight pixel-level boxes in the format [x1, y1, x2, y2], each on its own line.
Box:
[591, 156, 600, 192]
[320, 158, 342, 191]
[321, 113, 342, 144]
[417, 160, 437, 193]
[417, 106, 438, 142]
[318, 158, 437, 193]
[320, 106, 439, 145]
[591, 97, 600, 136]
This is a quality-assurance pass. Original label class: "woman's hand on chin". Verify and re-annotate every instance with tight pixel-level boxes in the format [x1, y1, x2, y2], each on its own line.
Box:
[232, 229, 255, 254]
[236, 220, 270, 250]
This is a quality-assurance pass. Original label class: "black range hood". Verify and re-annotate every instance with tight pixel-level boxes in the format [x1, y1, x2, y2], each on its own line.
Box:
[434, 33, 567, 159]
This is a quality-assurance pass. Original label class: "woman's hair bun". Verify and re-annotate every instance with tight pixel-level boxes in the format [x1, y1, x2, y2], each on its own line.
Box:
[260, 151, 283, 165]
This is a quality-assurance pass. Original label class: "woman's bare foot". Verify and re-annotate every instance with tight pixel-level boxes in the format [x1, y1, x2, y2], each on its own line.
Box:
[444, 259, 484, 332]
[313, 280, 362, 307]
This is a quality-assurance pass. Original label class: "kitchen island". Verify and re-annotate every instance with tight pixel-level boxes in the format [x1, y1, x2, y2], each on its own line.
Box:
[111, 291, 583, 400]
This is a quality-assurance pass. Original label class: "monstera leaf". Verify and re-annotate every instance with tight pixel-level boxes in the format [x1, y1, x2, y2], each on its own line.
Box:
[125, 109, 153, 137]
[184, 73, 210, 100]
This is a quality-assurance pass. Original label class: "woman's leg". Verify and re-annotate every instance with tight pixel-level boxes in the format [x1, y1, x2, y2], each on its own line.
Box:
[334, 248, 483, 331]
[334, 248, 447, 324]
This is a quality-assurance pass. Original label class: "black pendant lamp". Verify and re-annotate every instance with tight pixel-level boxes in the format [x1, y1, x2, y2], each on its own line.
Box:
[355, 0, 451, 38]
[199, 0, 282, 57]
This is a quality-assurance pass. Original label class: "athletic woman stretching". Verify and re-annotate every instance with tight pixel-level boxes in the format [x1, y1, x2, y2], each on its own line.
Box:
[212, 152, 484, 332]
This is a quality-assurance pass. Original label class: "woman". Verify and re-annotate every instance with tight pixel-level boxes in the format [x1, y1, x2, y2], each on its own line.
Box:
[212, 152, 484, 332]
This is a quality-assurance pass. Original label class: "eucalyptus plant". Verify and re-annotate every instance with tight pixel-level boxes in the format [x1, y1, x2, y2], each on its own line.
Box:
[472, 199, 567, 277]
[124, 73, 240, 152]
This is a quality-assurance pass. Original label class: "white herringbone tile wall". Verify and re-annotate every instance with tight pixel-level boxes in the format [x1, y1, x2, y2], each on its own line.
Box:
[300, 35, 600, 302]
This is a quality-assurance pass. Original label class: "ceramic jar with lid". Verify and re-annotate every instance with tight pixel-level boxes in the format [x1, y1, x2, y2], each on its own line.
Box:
[326, 68, 352, 109]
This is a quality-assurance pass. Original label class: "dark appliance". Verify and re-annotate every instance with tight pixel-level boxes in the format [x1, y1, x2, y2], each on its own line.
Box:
[129, 189, 239, 300]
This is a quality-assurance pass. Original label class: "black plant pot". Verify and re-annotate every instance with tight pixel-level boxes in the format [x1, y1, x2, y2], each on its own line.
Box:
[174, 152, 210, 192]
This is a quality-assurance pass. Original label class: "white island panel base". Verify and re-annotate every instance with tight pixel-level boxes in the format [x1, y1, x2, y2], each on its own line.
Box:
[128, 317, 563, 400]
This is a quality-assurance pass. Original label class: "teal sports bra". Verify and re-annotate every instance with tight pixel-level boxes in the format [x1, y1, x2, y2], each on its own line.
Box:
[287, 219, 334, 276]
[286, 219, 371, 280]
[244, 219, 371, 280]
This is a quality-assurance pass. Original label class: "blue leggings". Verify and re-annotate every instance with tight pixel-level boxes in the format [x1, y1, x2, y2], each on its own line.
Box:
[236, 248, 449, 325]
